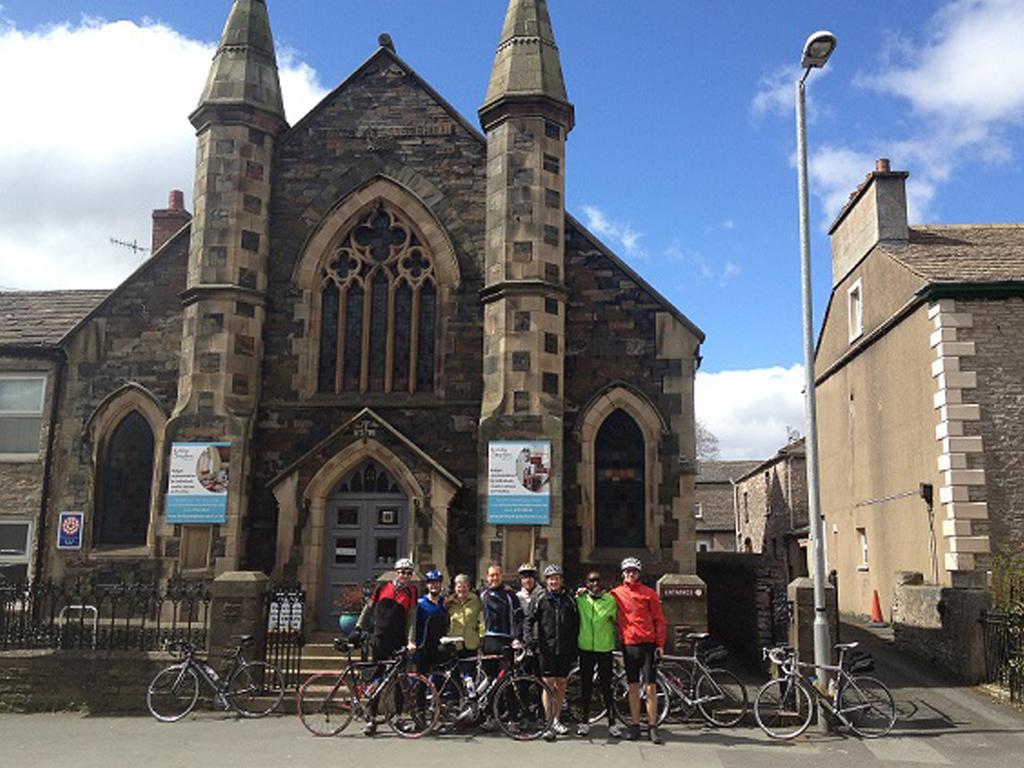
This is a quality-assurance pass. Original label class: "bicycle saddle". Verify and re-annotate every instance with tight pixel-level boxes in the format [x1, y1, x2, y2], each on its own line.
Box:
[834, 642, 859, 651]
[239, 635, 254, 646]
[440, 636, 465, 647]
[686, 632, 710, 640]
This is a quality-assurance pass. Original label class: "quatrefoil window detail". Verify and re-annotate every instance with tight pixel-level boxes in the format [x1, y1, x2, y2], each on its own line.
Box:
[318, 204, 437, 396]
[353, 208, 409, 262]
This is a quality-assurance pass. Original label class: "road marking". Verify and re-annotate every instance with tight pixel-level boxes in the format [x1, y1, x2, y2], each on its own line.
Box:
[862, 737, 951, 764]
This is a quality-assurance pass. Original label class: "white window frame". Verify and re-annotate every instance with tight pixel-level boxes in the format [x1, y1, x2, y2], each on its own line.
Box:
[694, 502, 703, 519]
[696, 538, 710, 553]
[847, 279, 864, 342]
[0, 374, 47, 461]
[0, 518, 34, 581]
[857, 527, 869, 571]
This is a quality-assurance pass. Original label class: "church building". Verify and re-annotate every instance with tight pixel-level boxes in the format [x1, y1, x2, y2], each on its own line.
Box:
[0, 0, 703, 629]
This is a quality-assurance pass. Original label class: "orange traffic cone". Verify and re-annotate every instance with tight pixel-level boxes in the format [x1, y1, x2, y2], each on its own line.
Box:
[868, 590, 886, 626]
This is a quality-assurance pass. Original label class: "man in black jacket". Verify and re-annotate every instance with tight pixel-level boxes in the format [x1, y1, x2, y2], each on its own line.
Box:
[525, 564, 579, 740]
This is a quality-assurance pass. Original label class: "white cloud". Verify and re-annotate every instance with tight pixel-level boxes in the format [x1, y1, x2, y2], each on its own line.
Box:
[809, 0, 1024, 225]
[751, 64, 832, 122]
[664, 240, 740, 287]
[0, 17, 327, 290]
[579, 204, 648, 260]
[696, 365, 805, 459]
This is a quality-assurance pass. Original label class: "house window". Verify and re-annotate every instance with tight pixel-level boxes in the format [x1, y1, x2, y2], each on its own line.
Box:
[316, 205, 437, 394]
[697, 539, 710, 553]
[857, 527, 869, 570]
[95, 411, 154, 547]
[0, 520, 32, 582]
[595, 409, 645, 548]
[0, 376, 46, 458]
[743, 491, 749, 524]
[694, 502, 703, 519]
[848, 279, 863, 342]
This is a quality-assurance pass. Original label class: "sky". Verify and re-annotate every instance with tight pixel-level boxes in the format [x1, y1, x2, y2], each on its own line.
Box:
[1, 1, 1022, 459]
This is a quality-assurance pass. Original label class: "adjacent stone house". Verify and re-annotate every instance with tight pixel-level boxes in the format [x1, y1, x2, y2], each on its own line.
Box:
[815, 159, 1024, 620]
[732, 440, 808, 583]
[0, 290, 107, 580]
[2, 0, 704, 630]
[694, 460, 759, 553]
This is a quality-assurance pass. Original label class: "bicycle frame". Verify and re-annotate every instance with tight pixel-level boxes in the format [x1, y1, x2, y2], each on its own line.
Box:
[784, 657, 864, 729]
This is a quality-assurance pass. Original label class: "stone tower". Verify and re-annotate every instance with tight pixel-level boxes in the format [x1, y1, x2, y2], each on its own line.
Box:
[477, 0, 575, 573]
[166, 0, 287, 572]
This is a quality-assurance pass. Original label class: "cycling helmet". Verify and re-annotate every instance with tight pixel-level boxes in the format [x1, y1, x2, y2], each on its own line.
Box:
[543, 564, 563, 578]
[425, 569, 443, 582]
[394, 558, 415, 571]
[517, 562, 538, 576]
[620, 557, 643, 572]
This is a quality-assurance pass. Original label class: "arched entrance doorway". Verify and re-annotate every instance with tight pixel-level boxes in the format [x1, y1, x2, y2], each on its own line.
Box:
[318, 460, 408, 629]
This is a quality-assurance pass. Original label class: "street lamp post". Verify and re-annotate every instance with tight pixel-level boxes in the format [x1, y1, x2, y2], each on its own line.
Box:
[796, 29, 836, 731]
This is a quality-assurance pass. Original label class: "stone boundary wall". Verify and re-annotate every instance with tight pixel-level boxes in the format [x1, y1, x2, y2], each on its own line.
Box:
[0, 650, 168, 713]
[892, 577, 991, 684]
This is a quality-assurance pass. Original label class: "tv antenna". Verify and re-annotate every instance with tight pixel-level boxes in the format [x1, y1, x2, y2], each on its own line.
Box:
[110, 237, 151, 256]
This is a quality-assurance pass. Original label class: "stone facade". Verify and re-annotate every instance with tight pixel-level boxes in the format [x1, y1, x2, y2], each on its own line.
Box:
[694, 460, 760, 553]
[733, 441, 807, 578]
[815, 159, 1024, 619]
[5, 1, 704, 627]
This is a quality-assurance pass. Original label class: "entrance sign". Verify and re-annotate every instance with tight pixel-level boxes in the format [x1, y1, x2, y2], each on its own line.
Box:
[487, 441, 551, 524]
[57, 512, 84, 550]
[166, 443, 231, 524]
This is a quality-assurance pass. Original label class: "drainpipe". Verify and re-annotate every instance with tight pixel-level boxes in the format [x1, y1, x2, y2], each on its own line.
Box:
[35, 349, 66, 580]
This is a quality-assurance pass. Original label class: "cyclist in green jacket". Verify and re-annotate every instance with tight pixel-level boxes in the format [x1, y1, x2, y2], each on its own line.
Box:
[576, 570, 622, 738]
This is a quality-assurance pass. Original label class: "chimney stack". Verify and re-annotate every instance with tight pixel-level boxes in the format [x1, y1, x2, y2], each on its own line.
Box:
[151, 189, 192, 253]
[828, 159, 909, 285]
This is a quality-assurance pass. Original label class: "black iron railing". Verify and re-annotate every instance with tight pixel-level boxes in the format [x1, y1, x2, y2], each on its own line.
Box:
[0, 577, 210, 653]
[264, 583, 305, 688]
[981, 609, 1024, 703]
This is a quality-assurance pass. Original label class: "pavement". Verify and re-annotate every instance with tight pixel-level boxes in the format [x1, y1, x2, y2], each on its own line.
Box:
[4, 622, 1024, 767]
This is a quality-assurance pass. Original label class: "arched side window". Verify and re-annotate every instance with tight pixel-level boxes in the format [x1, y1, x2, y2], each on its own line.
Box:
[317, 204, 437, 395]
[595, 409, 646, 548]
[335, 461, 402, 494]
[95, 411, 154, 546]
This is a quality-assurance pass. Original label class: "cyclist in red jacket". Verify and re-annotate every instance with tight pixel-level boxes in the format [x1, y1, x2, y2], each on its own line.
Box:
[611, 557, 667, 744]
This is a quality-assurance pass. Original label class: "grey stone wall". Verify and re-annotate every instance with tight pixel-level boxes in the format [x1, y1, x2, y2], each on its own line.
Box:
[959, 296, 1024, 559]
[0, 651, 168, 713]
[45, 233, 189, 581]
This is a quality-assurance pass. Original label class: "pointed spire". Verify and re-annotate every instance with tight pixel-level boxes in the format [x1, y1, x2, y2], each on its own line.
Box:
[192, 0, 285, 126]
[480, 0, 573, 131]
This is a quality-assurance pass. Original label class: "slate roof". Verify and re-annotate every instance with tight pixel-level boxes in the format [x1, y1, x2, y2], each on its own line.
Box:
[696, 460, 762, 485]
[0, 290, 110, 349]
[880, 225, 1024, 284]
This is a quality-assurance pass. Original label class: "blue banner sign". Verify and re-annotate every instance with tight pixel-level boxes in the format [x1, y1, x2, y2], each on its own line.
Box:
[487, 441, 551, 525]
[166, 442, 231, 524]
[57, 512, 84, 550]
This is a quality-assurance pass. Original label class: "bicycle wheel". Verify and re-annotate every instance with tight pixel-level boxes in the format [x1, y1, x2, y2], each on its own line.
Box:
[492, 675, 554, 741]
[226, 661, 285, 718]
[435, 674, 468, 727]
[694, 667, 748, 727]
[753, 677, 814, 739]
[564, 666, 606, 725]
[297, 673, 355, 736]
[838, 675, 896, 738]
[659, 661, 695, 722]
[147, 664, 200, 722]
[611, 671, 670, 726]
[384, 672, 440, 738]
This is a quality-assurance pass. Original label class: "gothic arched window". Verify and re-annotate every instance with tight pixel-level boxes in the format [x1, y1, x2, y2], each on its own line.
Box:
[595, 409, 646, 548]
[95, 411, 154, 546]
[317, 205, 438, 394]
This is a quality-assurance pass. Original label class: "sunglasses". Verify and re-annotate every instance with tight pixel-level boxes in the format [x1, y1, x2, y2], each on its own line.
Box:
[397, 569, 413, 575]
[587, 577, 601, 583]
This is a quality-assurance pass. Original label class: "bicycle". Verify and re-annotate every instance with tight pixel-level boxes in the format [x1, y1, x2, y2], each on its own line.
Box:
[656, 632, 748, 727]
[147, 635, 285, 722]
[753, 642, 896, 739]
[297, 635, 440, 739]
[428, 636, 555, 740]
[565, 650, 670, 726]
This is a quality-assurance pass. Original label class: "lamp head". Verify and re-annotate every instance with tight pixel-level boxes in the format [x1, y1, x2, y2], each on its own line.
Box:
[801, 30, 837, 69]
